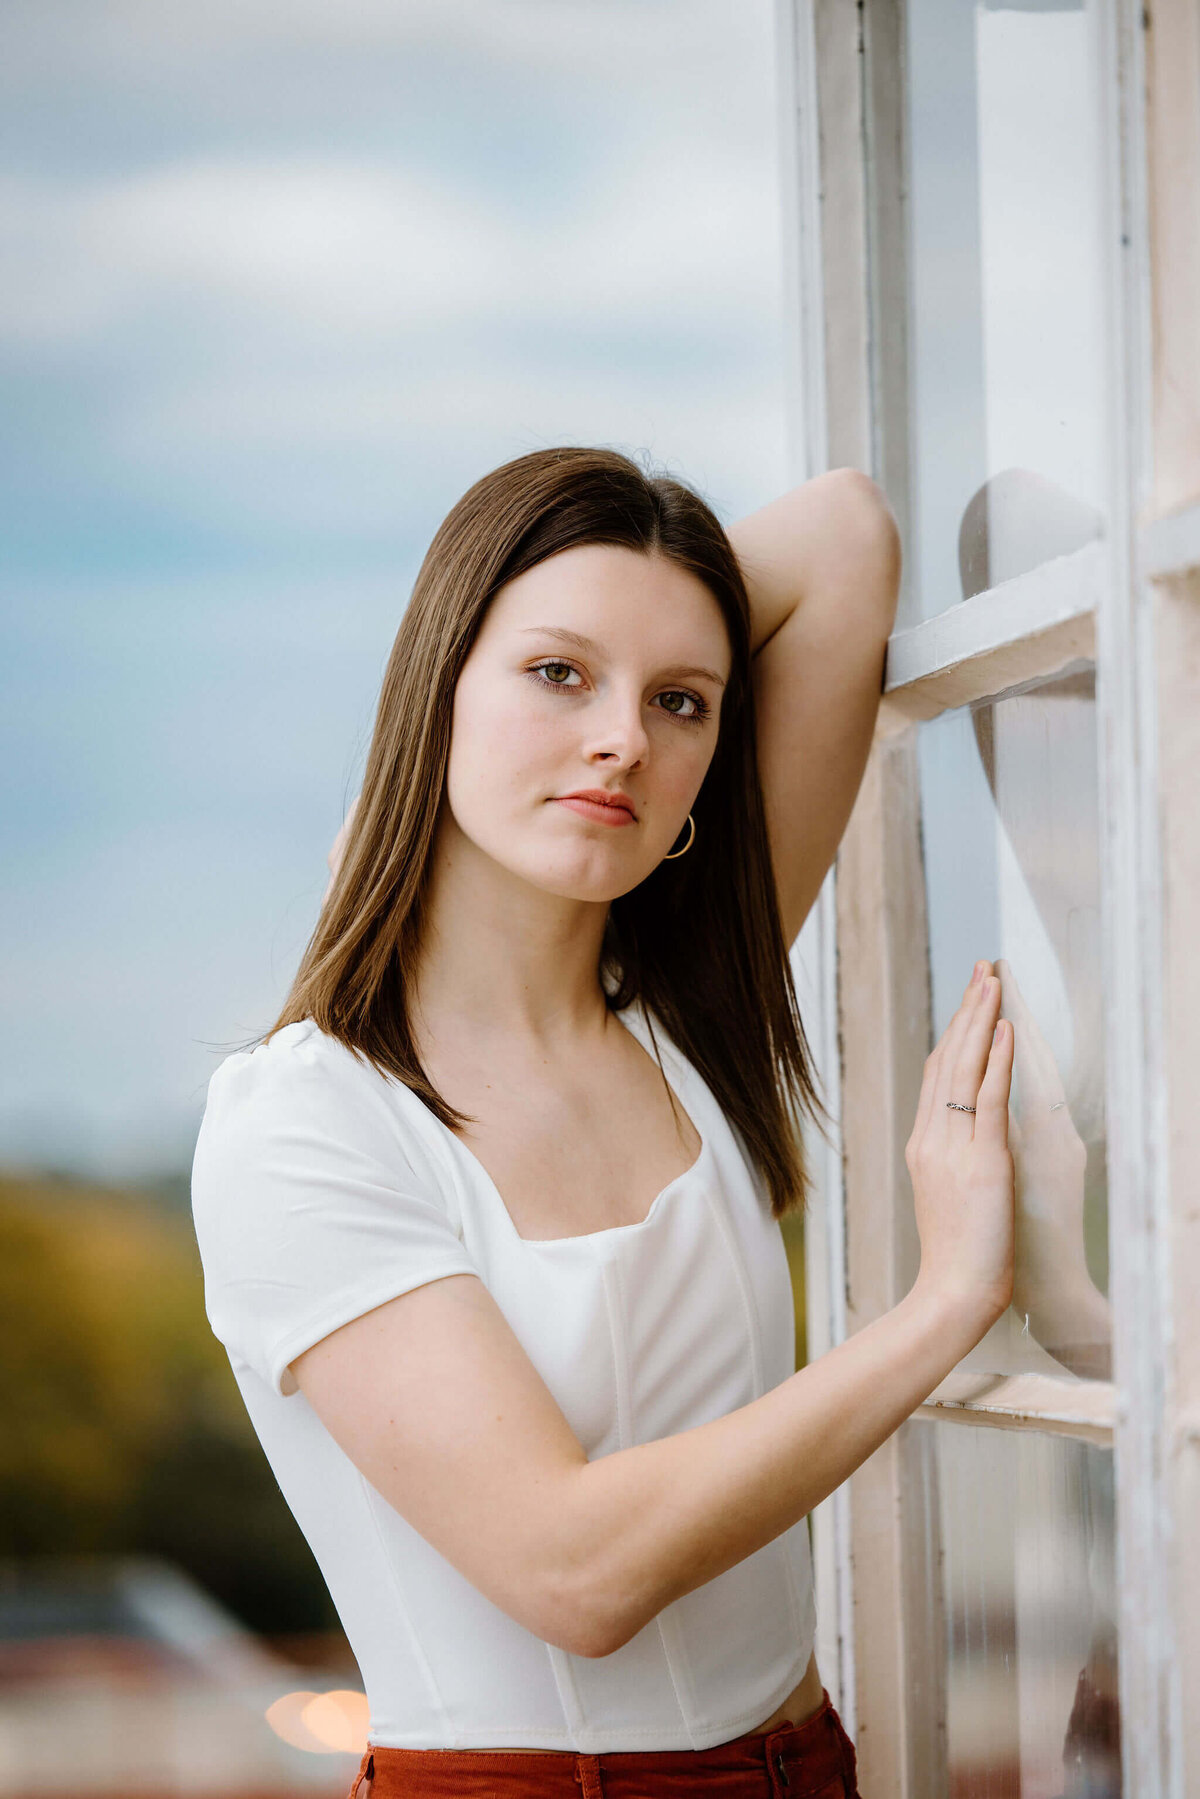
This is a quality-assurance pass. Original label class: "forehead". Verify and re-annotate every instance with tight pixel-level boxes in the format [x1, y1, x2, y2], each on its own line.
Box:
[484, 543, 731, 664]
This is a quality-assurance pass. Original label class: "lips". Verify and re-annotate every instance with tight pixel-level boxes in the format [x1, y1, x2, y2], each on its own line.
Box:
[554, 789, 637, 826]
[560, 789, 635, 815]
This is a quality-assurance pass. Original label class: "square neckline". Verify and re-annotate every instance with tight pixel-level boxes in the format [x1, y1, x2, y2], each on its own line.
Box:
[429, 1000, 710, 1249]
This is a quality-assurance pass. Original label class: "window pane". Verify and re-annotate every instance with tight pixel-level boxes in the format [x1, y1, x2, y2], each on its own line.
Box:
[910, 1419, 1120, 1798]
[903, 0, 1109, 623]
[918, 667, 1111, 1381]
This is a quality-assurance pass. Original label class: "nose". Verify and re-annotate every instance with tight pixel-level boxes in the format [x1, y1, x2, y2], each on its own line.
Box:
[584, 688, 650, 768]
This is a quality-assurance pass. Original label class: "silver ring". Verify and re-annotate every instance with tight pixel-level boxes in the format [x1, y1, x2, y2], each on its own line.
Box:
[1049, 1100, 1066, 1112]
[946, 1101, 976, 1114]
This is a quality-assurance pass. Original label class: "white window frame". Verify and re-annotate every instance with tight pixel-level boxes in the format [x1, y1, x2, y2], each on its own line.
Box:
[775, 1, 1191, 1792]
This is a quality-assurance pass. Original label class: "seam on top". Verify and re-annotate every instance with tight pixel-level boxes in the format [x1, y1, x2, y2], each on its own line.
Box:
[701, 1180, 763, 1398]
[701, 1178, 814, 1659]
[543, 1641, 586, 1744]
[382, 1083, 471, 1241]
[355, 1465, 457, 1745]
[602, 1247, 698, 1749]
[597, 1250, 632, 1454]
[536, 1250, 634, 1743]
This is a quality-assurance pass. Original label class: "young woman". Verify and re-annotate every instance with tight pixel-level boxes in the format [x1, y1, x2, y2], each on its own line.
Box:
[191, 447, 1015, 1798]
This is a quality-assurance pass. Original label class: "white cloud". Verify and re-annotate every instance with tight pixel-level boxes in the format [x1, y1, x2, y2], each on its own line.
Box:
[0, 162, 493, 341]
[0, 135, 779, 347]
[39, 0, 771, 103]
[103, 351, 784, 544]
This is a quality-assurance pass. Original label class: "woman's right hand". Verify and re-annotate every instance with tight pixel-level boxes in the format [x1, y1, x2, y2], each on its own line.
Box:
[904, 960, 1016, 1328]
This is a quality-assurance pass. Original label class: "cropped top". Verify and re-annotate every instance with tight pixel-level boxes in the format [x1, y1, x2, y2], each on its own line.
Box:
[189, 1000, 816, 1753]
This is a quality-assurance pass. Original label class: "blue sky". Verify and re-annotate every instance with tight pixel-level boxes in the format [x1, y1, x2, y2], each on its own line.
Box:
[1, 0, 791, 1178]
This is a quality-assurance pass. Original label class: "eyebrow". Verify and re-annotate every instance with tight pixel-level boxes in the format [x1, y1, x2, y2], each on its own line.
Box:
[518, 625, 727, 688]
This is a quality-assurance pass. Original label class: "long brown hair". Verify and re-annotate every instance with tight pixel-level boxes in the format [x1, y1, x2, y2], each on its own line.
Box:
[264, 446, 821, 1218]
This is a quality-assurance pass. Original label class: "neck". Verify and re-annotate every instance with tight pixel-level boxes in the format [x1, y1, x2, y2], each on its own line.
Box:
[411, 813, 613, 1052]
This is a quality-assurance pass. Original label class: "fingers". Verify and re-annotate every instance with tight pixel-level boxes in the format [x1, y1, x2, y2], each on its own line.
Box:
[973, 1018, 1015, 1148]
[909, 961, 992, 1148]
[932, 968, 999, 1118]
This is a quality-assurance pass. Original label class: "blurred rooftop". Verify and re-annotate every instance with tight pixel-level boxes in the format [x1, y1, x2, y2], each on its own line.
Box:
[0, 1555, 364, 1796]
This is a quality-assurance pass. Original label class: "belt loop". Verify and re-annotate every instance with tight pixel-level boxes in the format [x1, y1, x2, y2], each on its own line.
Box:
[573, 1753, 605, 1797]
[764, 1727, 791, 1793]
[351, 1750, 374, 1797]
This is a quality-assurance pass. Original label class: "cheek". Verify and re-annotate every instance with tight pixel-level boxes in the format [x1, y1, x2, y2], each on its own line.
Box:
[445, 675, 561, 807]
[659, 733, 716, 811]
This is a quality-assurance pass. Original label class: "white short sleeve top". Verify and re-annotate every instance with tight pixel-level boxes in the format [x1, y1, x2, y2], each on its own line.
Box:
[190, 1001, 816, 1753]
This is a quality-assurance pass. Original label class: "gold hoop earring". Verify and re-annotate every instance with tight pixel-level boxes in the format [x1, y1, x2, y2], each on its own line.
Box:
[663, 813, 695, 859]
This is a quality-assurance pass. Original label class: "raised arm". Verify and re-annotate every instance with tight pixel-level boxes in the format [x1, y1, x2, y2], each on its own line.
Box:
[727, 468, 902, 945]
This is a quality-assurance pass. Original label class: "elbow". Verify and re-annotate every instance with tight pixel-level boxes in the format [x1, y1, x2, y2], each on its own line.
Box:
[574, 1591, 645, 1660]
[796, 468, 902, 637]
[826, 464, 894, 529]
[534, 1570, 622, 1661]
[534, 1557, 648, 1661]
[521, 1466, 660, 1660]
[543, 1554, 662, 1647]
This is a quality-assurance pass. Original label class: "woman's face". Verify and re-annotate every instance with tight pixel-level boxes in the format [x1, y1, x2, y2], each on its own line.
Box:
[443, 542, 732, 903]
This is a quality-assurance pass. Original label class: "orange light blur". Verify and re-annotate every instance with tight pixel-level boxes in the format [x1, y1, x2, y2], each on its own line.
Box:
[265, 1687, 369, 1754]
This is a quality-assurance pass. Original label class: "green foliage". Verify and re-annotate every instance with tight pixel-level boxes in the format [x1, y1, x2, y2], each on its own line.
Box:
[0, 1171, 337, 1635]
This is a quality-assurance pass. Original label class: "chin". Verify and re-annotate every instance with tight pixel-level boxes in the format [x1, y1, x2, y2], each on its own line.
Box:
[498, 842, 646, 905]
[530, 866, 635, 905]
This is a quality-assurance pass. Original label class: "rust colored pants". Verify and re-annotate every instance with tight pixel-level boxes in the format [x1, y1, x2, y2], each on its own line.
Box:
[347, 1688, 861, 1796]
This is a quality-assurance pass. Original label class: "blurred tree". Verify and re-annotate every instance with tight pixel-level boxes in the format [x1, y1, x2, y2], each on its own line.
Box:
[0, 1172, 337, 1635]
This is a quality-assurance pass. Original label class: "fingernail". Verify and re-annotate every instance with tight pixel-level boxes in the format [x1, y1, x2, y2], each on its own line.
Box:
[994, 1022, 1005, 1043]
[971, 962, 984, 985]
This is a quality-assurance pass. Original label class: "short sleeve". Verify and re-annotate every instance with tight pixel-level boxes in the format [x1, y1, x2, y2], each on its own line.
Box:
[190, 1022, 480, 1398]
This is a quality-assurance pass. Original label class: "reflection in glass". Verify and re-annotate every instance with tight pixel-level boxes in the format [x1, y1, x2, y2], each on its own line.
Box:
[912, 1420, 1120, 1798]
[904, 0, 1108, 621]
[918, 667, 1111, 1380]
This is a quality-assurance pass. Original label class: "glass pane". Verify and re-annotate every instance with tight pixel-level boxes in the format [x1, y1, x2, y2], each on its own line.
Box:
[918, 666, 1112, 1380]
[910, 1419, 1121, 1798]
[903, 0, 1109, 623]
